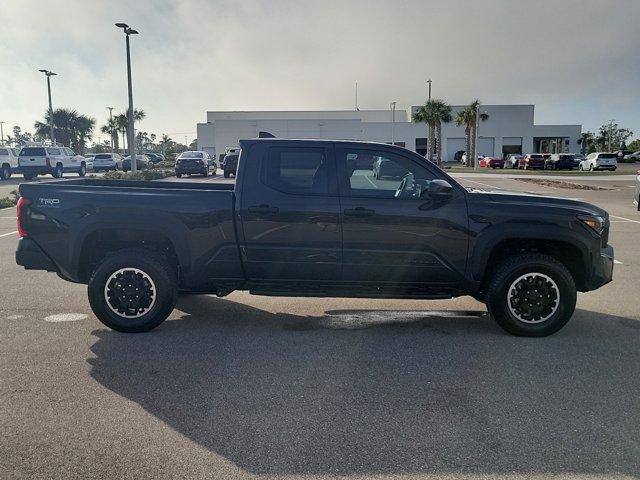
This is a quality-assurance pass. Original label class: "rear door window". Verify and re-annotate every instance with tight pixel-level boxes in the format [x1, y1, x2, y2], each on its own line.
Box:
[20, 147, 46, 156]
[0, 148, 8, 155]
[48, 148, 61, 155]
[262, 147, 330, 195]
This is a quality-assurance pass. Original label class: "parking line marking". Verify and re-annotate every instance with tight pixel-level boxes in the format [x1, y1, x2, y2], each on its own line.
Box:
[0, 231, 17, 238]
[610, 215, 640, 225]
[463, 179, 503, 190]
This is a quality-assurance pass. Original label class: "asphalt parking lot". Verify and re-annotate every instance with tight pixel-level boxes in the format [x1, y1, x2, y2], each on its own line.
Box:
[1, 171, 639, 479]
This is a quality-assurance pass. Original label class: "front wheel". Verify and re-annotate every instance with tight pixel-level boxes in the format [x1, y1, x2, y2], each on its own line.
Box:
[88, 249, 177, 333]
[78, 163, 87, 177]
[486, 253, 576, 336]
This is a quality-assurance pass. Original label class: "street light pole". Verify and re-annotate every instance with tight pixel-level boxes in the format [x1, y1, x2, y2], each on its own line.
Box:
[38, 69, 57, 145]
[474, 107, 480, 171]
[116, 23, 139, 172]
[0, 121, 4, 145]
[427, 79, 432, 101]
[106, 107, 114, 153]
[390, 102, 396, 144]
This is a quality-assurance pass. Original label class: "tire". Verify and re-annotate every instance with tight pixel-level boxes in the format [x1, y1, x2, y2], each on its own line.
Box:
[579, 164, 583, 171]
[78, 163, 87, 177]
[224, 170, 230, 178]
[88, 249, 178, 333]
[0, 164, 11, 180]
[23, 172, 36, 180]
[176, 172, 182, 178]
[486, 253, 576, 337]
[589, 164, 594, 172]
[202, 168, 208, 177]
[52, 164, 63, 178]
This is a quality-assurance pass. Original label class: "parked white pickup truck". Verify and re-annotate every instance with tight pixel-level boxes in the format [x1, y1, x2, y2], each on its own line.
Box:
[18, 146, 87, 180]
[0, 147, 20, 180]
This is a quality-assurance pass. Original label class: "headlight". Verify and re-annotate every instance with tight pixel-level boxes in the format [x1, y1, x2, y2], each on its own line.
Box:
[578, 214, 605, 234]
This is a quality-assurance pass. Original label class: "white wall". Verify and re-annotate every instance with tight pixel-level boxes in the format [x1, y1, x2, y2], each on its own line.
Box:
[198, 106, 581, 159]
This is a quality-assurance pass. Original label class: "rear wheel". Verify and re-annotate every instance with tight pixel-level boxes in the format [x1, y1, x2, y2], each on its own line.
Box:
[176, 172, 182, 178]
[0, 164, 11, 180]
[486, 253, 576, 337]
[23, 172, 36, 180]
[78, 163, 86, 177]
[224, 170, 230, 178]
[88, 249, 177, 333]
[52, 163, 63, 178]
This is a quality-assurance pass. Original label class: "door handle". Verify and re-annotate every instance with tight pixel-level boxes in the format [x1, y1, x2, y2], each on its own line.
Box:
[344, 207, 375, 216]
[248, 204, 279, 214]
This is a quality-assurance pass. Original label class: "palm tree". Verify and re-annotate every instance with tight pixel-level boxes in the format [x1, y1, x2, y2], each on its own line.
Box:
[578, 131, 595, 155]
[412, 99, 453, 166]
[100, 117, 120, 151]
[114, 109, 146, 152]
[34, 108, 95, 153]
[455, 100, 489, 167]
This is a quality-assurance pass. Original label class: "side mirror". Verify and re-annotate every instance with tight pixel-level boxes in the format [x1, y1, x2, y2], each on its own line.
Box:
[425, 179, 453, 198]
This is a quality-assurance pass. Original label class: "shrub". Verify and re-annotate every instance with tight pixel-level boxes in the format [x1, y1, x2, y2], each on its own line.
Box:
[102, 169, 174, 181]
[0, 190, 20, 209]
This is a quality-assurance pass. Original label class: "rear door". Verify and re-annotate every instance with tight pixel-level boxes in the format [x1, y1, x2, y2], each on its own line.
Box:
[336, 144, 469, 286]
[238, 141, 341, 282]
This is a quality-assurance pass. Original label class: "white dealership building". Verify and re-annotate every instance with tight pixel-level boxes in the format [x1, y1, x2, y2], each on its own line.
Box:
[197, 105, 581, 161]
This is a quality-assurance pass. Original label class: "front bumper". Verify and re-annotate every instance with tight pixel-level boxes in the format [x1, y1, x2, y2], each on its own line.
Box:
[584, 245, 614, 291]
[15, 238, 58, 272]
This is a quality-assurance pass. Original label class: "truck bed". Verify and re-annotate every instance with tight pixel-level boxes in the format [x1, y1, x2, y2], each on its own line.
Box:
[18, 178, 242, 288]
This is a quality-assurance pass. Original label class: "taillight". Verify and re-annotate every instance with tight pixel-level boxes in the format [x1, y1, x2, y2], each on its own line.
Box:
[45, 157, 51, 166]
[17, 197, 30, 238]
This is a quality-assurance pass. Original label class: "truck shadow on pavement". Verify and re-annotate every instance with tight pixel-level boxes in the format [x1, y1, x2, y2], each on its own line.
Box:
[88, 295, 640, 476]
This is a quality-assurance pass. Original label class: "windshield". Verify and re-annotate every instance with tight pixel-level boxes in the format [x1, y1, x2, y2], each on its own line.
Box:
[179, 152, 203, 159]
[94, 154, 112, 159]
[19, 147, 46, 156]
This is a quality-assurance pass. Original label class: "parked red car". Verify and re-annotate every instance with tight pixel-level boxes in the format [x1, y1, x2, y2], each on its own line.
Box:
[479, 156, 505, 169]
[518, 154, 545, 170]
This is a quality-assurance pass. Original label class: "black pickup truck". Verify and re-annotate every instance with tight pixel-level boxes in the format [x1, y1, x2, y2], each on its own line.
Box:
[16, 139, 614, 336]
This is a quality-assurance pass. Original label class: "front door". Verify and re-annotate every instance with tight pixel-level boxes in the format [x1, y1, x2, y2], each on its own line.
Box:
[238, 142, 341, 283]
[336, 145, 469, 286]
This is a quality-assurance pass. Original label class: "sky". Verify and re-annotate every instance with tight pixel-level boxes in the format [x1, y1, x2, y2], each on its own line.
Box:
[1, 0, 639, 144]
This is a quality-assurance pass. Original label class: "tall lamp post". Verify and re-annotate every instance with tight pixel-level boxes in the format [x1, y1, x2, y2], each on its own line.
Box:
[0, 121, 4, 145]
[390, 102, 396, 144]
[106, 106, 114, 152]
[115, 23, 139, 172]
[38, 69, 57, 145]
[427, 79, 432, 101]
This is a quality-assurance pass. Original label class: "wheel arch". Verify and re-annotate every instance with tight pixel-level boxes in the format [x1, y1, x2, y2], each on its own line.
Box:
[473, 231, 590, 292]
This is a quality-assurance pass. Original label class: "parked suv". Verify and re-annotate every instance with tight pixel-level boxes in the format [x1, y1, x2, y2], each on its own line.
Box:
[0, 147, 20, 180]
[546, 154, 575, 170]
[93, 153, 123, 172]
[518, 154, 545, 169]
[579, 153, 618, 171]
[222, 152, 239, 178]
[18, 146, 87, 180]
[504, 154, 522, 169]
